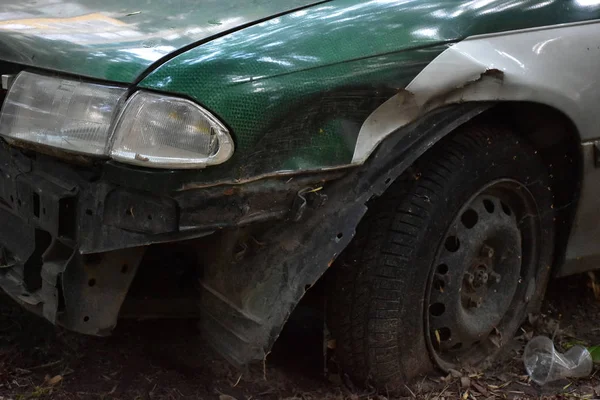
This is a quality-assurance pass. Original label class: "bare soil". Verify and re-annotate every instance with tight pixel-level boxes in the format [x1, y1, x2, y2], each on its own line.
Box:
[0, 274, 598, 400]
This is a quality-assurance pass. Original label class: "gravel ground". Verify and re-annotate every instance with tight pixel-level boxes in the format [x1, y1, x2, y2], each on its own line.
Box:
[0, 274, 598, 400]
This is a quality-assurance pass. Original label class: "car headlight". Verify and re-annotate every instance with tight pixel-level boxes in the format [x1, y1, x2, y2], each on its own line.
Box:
[0, 72, 234, 169]
[110, 91, 233, 168]
[0, 71, 127, 156]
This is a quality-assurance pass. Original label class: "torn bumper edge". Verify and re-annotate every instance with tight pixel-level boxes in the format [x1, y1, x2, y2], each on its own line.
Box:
[0, 141, 343, 336]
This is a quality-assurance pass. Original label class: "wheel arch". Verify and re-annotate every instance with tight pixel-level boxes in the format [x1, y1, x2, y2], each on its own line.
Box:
[353, 21, 600, 165]
[363, 101, 583, 279]
[351, 20, 598, 278]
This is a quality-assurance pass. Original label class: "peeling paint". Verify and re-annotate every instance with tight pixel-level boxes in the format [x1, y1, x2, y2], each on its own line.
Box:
[422, 68, 505, 111]
[354, 21, 600, 163]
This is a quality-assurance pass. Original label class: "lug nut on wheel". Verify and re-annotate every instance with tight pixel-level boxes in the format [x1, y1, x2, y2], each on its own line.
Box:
[481, 244, 495, 258]
[476, 270, 488, 285]
[489, 271, 501, 284]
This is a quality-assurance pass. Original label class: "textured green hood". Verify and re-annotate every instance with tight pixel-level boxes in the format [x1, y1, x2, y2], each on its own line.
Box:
[0, 0, 325, 83]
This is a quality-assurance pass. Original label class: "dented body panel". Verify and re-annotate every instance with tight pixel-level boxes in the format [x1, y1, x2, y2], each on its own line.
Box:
[355, 20, 600, 163]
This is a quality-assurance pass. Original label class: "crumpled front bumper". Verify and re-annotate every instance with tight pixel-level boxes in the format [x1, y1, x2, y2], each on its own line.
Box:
[0, 140, 339, 336]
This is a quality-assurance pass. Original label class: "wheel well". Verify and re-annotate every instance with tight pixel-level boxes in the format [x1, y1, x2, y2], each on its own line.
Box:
[452, 102, 582, 274]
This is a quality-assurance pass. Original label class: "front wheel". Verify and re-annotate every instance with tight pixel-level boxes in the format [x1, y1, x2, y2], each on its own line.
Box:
[328, 123, 554, 389]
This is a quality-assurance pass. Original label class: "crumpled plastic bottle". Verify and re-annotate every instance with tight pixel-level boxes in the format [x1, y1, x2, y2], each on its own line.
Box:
[523, 336, 593, 385]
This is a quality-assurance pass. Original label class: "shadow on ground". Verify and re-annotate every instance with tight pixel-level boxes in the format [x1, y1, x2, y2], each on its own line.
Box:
[0, 275, 599, 399]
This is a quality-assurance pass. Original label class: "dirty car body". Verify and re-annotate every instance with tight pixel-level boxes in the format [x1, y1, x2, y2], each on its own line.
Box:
[0, 0, 599, 373]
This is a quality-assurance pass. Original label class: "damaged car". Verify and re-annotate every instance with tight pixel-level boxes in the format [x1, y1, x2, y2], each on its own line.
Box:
[0, 0, 599, 390]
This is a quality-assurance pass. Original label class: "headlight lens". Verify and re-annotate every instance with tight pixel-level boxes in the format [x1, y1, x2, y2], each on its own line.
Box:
[0, 72, 234, 169]
[0, 71, 126, 155]
[110, 91, 233, 168]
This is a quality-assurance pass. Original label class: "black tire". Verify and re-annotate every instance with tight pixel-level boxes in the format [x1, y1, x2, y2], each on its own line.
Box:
[328, 123, 554, 390]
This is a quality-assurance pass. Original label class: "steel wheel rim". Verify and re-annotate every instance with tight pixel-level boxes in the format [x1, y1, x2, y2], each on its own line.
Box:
[424, 179, 540, 370]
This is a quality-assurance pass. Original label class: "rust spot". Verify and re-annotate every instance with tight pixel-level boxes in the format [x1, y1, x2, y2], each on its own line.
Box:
[482, 68, 504, 80]
[135, 154, 149, 162]
[422, 68, 505, 111]
[461, 68, 505, 88]
[328, 259, 335, 267]
[223, 188, 235, 196]
[396, 88, 416, 104]
[398, 87, 415, 96]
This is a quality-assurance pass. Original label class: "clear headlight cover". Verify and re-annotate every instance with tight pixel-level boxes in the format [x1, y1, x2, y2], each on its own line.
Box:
[0, 73, 233, 169]
[110, 91, 234, 168]
[0, 71, 126, 155]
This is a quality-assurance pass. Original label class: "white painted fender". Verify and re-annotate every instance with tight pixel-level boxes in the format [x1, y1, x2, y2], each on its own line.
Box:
[353, 20, 600, 163]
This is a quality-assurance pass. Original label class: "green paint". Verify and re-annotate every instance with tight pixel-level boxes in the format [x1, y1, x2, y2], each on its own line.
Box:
[137, 47, 441, 183]
[0, 0, 324, 83]
[138, 0, 600, 180]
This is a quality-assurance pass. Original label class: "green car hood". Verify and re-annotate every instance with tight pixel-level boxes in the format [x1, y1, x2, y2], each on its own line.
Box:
[0, 0, 325, 83]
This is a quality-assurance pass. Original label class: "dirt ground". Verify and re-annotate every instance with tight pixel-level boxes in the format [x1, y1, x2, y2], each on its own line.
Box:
[0, 274, 599, 400]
